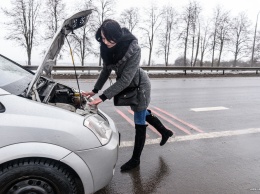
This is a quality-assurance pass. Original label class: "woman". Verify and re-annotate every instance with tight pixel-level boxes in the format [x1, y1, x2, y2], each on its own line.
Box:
[82, 19, 173, 171]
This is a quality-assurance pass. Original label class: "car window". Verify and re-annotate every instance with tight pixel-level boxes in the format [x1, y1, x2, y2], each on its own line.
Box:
[0, 55, 33, 95]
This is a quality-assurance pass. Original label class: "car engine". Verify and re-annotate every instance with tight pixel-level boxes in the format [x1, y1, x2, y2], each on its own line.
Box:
[28, 77, 93, 115]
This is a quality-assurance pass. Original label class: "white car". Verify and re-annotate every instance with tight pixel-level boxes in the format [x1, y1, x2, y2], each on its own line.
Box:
[0, 10, 119, 194]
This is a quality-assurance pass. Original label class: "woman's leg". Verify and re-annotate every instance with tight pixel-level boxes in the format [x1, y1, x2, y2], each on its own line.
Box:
[121, 109, 148, 171]
[134, 109, 149, 125]
[146, 109, 173, 146]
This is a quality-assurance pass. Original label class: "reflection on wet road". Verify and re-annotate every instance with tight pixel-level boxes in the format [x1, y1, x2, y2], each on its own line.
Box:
[97, 157, 170, 194]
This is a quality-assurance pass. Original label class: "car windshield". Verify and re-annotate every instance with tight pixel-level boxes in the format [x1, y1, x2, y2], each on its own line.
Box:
[0, 55, 33, 95]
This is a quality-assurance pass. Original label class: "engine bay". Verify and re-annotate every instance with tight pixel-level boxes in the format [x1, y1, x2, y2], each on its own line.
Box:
[27, 77, 95, 115]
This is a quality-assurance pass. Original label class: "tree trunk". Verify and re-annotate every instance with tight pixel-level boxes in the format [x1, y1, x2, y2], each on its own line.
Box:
[251, 12, 259, 67]
[217, 41, 224, 67]
[28, 53, 31, 66]
[27, 46, 32, 66]
[194, 33, 200, 67]
[190, 35, 195, 67]
[184, 19, 190, 66]
[148, 47, 152, 66]
[184, 39, 187, 66]
[166, 32, 171, 67]
[234, 54, 237, 67]
[200, 54, 204, 67]
[211, 30, 217, 67]
[233, 43, 239, 67]
[82, 32, 86, 69]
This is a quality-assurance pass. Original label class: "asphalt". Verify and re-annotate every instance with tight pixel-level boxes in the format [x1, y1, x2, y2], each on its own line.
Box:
[59, 77, 260, 194]
[96, 132, 260, 194]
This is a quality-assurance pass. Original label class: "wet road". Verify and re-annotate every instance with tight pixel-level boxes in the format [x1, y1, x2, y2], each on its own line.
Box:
[59, 77, 260, 194]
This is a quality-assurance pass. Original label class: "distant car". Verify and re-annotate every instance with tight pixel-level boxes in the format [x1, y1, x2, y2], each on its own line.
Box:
[0, 10, 119, 194]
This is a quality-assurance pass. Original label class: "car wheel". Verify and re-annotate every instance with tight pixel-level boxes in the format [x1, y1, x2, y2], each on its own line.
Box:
[0, 158, 84, 194]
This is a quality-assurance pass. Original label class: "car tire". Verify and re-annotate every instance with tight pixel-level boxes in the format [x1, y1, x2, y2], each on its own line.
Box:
[0, 158, 84, 194]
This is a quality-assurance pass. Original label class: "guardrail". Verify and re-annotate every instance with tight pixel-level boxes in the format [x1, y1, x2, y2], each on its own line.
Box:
[24, 65, 260, 75]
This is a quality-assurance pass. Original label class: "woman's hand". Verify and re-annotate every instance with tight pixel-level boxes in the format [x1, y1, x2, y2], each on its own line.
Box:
[88, 97, 103, 106]
[81, 91, 95, 98]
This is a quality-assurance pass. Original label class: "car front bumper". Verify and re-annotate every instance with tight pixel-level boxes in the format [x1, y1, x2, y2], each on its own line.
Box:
[60, 128, 119, 194]
[61, 110, 120, 194]
[76, 128, 119, 193]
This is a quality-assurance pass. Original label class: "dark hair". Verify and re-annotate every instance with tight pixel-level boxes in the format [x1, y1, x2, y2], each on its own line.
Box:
[95, 19, 123, 43]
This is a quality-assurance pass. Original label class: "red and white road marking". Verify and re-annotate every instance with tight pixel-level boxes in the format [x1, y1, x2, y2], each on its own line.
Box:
[152, 106, 203, 133]
[127, 109, 162, 136]
[115, 106, 202, 136]
[150, 109, 191, 135]
[115, 109, 150, 138]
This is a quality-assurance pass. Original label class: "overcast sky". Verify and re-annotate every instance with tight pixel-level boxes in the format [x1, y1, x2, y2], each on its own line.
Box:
[0, 0, 260, 65]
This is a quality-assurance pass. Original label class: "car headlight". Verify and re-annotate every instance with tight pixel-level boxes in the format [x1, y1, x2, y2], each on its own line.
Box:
[84, 114, 112, 145]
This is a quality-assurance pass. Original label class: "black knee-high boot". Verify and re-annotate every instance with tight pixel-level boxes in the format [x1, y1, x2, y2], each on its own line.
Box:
[146, 109, 173, 146]
[120, 124, 147, 171]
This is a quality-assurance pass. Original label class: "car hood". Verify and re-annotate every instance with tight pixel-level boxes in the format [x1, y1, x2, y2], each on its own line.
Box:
[26, 9, 92, 97]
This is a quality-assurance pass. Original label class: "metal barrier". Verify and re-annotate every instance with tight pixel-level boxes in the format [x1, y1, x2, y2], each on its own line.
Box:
[24, 65, 260, 75]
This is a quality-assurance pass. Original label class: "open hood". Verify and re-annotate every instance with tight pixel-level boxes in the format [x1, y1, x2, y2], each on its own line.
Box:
[26, 9, 92, 97]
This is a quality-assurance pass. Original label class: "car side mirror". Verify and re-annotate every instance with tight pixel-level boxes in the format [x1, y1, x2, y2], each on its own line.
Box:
[0, 102, 5, 113]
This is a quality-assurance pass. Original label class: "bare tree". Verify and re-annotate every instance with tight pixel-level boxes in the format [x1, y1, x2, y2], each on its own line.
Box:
[68, 0, 115, 66]
[157, 6, 178, 66]
[200, 20, 211, 66]
[42, 0, 66, 67]
[71, 28, 94, 66]
[190, 2, 201, 67]
[91, 0, 116, 66]
[43, 0, 66, 41]
[178, 2, 194, 66]
[69, 0, 95, 66]
[119, 7, 140, 33]
[250, 11, 260, 66]
[2, 0, 41, 65]
[210, 6, 222, 67]
[254, 32, 260, 63]
[178, 1, 202, 66]
[192, 21, 201, 67]
[216, 10, 230, 67]
[229, 12, 251, 67]
[92, 0, 115, 27]
[140, 4, 163, 66]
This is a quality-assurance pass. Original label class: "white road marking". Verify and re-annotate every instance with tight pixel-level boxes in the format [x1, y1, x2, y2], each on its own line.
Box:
[190, 106, 229, 112]
[120, 128, 260, 148]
